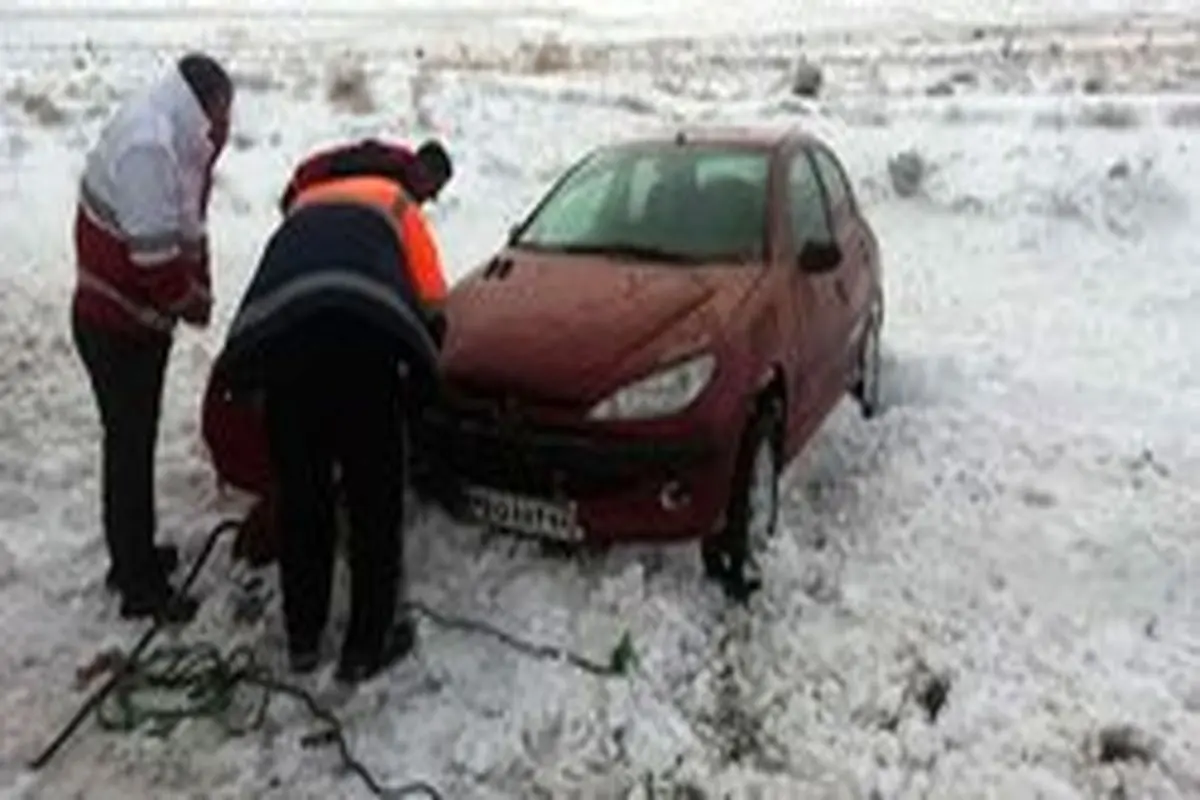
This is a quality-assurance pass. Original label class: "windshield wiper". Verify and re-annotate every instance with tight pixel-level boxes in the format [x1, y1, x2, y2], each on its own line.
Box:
[547, 242, 702, 264]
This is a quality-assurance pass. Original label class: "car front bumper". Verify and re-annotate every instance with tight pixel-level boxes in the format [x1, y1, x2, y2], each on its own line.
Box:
[417, 404, 737, 542]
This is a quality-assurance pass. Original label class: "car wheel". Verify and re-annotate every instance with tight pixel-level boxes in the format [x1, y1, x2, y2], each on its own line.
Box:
[853, 300, 883, 419]
[701, 394, 782, 603]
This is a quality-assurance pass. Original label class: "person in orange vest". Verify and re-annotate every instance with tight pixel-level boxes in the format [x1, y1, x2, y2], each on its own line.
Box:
[278, 137, 452, 212]
[200, 139, 452, 565]
[73, 53, 233, 623]
[212, 164, 450, 682]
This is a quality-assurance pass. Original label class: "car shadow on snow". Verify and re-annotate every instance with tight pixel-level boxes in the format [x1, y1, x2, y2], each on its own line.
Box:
[875, 345, 972, 413]
[775, 344, 970, 545]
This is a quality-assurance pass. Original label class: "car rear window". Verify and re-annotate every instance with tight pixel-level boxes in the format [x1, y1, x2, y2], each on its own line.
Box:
[514, 145, 770, 264]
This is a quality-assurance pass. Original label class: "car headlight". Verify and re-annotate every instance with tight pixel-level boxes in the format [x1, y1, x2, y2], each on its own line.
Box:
[588, 353, 716, 421]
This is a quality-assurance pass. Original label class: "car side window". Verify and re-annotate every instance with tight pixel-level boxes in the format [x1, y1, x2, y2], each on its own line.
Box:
[788, 152, 831, 250]
[811, 147, 854, 212]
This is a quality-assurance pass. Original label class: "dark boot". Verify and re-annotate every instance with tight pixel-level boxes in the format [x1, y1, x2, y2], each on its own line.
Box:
[119, 583, 199, 624]
[288, 644, 321, 675]
[105, 543, 179, 591]
[335, 617, 416, 684]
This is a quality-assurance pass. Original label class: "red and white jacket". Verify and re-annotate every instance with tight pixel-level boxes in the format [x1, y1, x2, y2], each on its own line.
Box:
[73, 65, 216, 338]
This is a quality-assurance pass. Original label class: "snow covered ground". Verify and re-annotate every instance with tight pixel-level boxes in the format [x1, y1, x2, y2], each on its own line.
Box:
[2, 2, 1199, 798]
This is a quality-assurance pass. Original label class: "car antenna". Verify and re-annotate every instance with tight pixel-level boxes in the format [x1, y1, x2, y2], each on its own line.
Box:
[674, 130, 688, 146]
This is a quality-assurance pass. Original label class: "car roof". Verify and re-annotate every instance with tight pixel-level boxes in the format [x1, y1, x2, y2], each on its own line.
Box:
[606, 123, 828, 152]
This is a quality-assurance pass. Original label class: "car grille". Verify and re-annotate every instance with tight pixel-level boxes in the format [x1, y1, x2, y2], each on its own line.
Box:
[416, 400, 711, 495]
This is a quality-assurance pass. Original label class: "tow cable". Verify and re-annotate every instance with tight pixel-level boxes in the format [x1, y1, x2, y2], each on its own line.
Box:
[27, 518, 638, 798]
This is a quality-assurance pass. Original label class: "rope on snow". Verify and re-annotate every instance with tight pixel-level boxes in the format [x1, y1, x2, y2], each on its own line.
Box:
[28, 517, 638, 798]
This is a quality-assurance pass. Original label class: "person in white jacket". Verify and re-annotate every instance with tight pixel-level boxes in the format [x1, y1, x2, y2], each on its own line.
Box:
[72, 53, 233, 623]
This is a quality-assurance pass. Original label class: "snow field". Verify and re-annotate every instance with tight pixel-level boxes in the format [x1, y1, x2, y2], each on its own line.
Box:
[1, 3, 1198, 798]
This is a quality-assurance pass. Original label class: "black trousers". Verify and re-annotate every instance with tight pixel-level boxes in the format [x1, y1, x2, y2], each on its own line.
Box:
[72, 313, 171, 596]
[262, 314, 407, 657]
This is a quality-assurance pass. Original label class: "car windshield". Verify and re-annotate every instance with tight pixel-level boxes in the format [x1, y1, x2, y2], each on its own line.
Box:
[512, 144, 770, 264]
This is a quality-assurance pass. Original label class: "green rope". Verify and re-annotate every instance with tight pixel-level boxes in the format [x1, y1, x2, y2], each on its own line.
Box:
[96, 643, 268, 737]
[35, 519, 642, 799]
[94, 611, 637, 739]
[85, 613, 638, 798]
[93, 641, 441, 798]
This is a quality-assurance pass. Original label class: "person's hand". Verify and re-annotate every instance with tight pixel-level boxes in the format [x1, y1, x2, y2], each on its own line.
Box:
[182, 235, 209, 263]
[425, 308, 447, 347]
[181, 295, 212, 327]
[180, 241, 213, 327]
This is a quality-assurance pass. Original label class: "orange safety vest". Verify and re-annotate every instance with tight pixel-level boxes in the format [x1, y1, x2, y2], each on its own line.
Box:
[289, 174, 447, 308]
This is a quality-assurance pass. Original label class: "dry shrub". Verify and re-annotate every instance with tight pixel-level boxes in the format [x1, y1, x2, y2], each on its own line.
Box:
[1032, 109, 1069, 130]
[21, 93, 67, 126]
[277, 54, 318, 101]
[6, 131, 30, 159]
[1081, 74, 1107, 94]
[427, 44, 495, 71]
[409, 67, 436, 131]
[926, 79, 955, 97]
[1090, 724, 1158, 765]
[942, 105, 1007, 126]
[1165, 102, 1200, 127]
[612, 94, 656, 115]
[421, 38, 607, 75]
[230, 132, 256, 151]
[887, 150, 927, 198]
[526, 38, 573, 74]
[837, 103, 888, 127]
[1076, 101, 1139, 129]
[326, 61, 376, 115]
[5, 86, 68, 126]
[790, 57, 823, 98]
[1042, 188, 1085, 221]
[232, 69, 283, 94]
[420, 43, 512, 72]
[942, 104, 966, 123]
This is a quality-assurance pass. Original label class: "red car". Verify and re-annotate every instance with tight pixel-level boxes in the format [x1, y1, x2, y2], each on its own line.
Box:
[422, 126, 883, 598]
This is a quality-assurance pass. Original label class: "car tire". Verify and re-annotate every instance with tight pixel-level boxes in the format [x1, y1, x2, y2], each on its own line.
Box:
[853, 299, 883, 419]
[701, 394, 783, 603]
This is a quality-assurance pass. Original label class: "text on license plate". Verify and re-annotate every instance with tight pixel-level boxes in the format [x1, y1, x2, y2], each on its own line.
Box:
[464, 486, 582, 542]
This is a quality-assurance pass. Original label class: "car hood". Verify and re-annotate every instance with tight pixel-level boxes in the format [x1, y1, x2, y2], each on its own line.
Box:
[440, 249, 761, 406]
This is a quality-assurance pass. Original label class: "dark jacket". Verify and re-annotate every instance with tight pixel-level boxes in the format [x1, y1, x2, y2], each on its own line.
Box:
[214, 202, 440, 395]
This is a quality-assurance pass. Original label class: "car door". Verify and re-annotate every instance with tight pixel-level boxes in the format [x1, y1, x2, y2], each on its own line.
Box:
[782, 147, 844, 445]
[810, 144, 875, 376]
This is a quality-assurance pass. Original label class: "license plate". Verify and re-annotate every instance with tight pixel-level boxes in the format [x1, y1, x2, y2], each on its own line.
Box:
[464, 486, 583, 542]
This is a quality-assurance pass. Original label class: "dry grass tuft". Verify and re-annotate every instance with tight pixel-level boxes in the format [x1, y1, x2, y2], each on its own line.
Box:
[525, 38, 574, 74]
[1076, 101, 1140, 129]
[1165, 102, 1200, 127]
[325, 61, 376, 115]
[231, 69, 284, 94]
[5, 86, 68, 126]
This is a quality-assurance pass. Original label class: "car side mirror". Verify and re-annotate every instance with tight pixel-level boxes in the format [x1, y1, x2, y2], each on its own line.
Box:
[798, 240, 841, 274]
